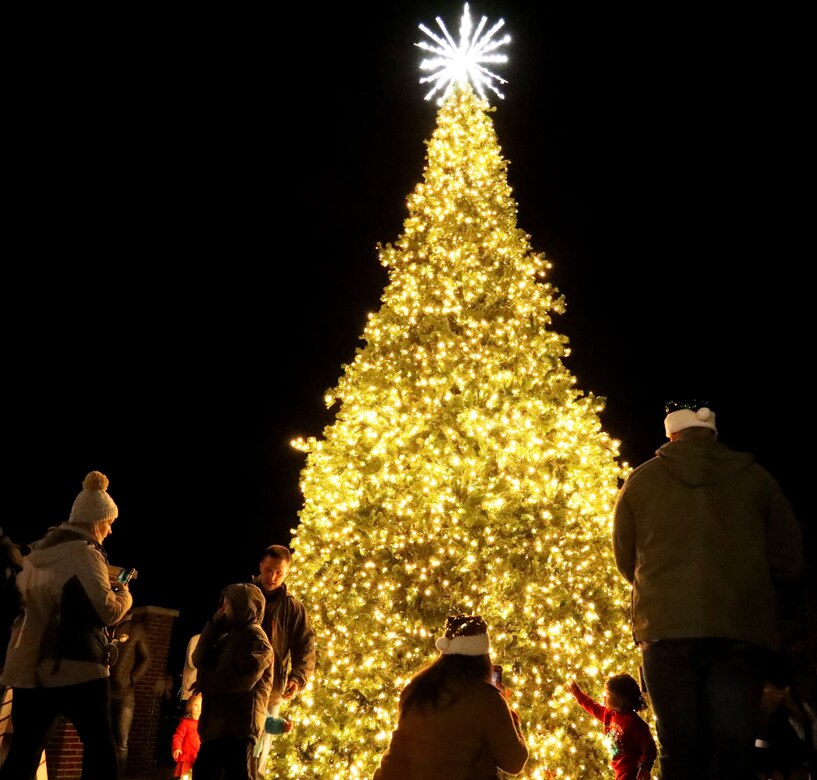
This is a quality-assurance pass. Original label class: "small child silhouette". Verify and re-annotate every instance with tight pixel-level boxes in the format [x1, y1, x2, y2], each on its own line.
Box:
[568, 674, 656, 780]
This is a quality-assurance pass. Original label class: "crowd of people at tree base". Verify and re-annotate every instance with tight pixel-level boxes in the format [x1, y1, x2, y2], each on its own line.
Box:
[0, 397, 813, 779]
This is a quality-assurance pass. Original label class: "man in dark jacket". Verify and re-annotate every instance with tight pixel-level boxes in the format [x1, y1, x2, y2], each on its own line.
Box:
[251, 544, 315, 779]
[108, 609, 152, 775]
[612, 400, 805, 780]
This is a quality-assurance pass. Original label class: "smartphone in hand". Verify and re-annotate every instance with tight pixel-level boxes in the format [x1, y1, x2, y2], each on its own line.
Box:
[116, 567, 136, 585]
[491, 664, 503, 686]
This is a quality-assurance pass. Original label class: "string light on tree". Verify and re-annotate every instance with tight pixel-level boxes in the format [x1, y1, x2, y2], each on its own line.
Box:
[416, 2, 509, 104]
[268, 5, 648, 778]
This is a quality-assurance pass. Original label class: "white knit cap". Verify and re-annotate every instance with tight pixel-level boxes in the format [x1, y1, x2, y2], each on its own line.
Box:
[664, 406, 717, 437]
[434, 614, 491, 656]
[69, 471, 118, 525]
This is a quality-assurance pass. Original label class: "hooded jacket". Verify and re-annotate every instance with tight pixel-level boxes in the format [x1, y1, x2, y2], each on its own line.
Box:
[613, 433, 804, 650]
[193, 583, 273, 742]
[1, 523, 132, 688]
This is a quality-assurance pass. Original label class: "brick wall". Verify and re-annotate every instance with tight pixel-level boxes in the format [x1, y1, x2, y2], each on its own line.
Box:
[125, 606, 179, 777]
[45, 719, 83, 778]
[44, 565, 179, 779]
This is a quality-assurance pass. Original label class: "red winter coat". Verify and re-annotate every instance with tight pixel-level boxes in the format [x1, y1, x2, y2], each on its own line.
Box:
[171, 716, 201, 777]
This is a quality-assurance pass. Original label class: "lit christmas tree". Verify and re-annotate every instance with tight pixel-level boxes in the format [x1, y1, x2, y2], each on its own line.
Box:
[273, 6, 645, 778]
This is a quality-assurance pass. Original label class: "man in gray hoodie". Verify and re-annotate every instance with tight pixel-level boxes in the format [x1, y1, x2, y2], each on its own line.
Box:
[613, 400, 804, 780]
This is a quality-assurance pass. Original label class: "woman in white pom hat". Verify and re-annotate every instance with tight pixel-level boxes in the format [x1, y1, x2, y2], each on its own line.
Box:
[0, 471, 132, 780]
[373, 614, 528, 779]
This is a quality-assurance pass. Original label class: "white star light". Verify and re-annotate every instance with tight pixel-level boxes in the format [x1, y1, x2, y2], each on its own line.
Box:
[416, 3, 510, 105]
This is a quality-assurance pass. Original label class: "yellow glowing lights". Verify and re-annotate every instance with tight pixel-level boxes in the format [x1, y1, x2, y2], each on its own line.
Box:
[275, 83, 640, 779]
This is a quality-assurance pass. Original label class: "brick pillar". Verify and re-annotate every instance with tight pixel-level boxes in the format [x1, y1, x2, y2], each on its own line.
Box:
[125, 605, 179, 778]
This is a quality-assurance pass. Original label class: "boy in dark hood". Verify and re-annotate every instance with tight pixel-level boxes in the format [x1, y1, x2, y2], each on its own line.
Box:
[191, 583, 273, 780]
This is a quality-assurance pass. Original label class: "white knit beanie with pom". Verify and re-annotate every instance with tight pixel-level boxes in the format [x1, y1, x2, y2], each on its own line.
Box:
[69, 471, 119, 525]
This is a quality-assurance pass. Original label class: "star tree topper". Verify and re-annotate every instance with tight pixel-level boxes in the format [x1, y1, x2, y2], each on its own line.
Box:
[416, 3, 510, 105]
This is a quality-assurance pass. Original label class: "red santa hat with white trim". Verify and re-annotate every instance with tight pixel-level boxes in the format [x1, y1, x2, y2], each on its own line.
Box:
[435, 614, 491, 656]
[664, 400, 717, 438]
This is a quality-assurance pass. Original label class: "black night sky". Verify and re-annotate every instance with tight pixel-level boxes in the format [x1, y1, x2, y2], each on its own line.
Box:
[6, 2, 811, 672]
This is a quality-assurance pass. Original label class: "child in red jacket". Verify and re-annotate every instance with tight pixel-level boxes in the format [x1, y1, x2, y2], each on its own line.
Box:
[568, 674, 657, 780]
[171, 692, 202, 778]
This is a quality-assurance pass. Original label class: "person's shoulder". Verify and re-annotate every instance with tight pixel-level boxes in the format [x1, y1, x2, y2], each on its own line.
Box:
[712, 438, 756, 464]
[622, 709, 652, 729]
[745, 458, 784, 484]
[282, 586, 307, 608]
[469, 679, 508, 707]
[471, 682, 520, 723]
[29, 530, 104, 566]
[248, 622, 273, 648]
[621, 455, 662, 486]
[637, 711, 653, 728]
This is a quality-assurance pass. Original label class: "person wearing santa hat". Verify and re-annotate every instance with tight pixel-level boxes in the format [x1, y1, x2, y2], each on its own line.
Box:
[613, 400, 805, 780]
[373, 613, 528, 779]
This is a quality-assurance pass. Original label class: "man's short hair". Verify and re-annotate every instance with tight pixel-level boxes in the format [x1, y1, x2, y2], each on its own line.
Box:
[261, 544, 291, 563]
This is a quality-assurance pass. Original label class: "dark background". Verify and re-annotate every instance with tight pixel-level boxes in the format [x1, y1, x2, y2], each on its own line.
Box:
[5, 3, 811, 676]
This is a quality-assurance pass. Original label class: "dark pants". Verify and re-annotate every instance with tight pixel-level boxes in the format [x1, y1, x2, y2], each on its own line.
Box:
[193, 737, 256, 780]
[110, 693, 136, 775]
[0, 677, 120, 780]
[641, 638, 765, 780]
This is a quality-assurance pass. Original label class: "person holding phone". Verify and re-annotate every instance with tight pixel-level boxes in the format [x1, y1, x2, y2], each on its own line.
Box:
[373, 614, 528, 779]
[0, 470, 132, 780]
[491, 665, 503, 687]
